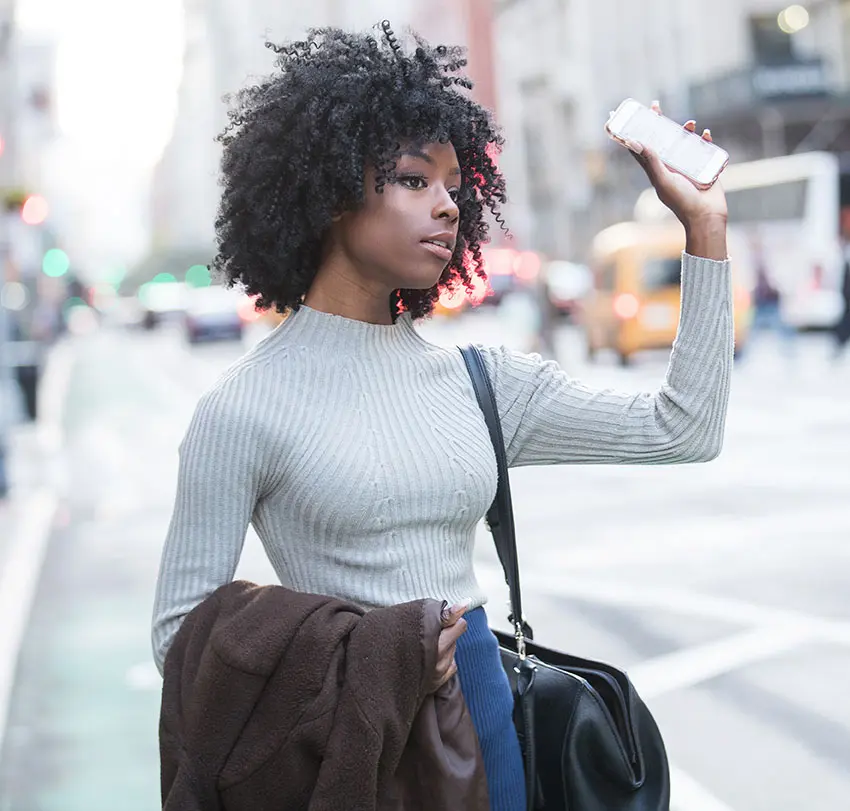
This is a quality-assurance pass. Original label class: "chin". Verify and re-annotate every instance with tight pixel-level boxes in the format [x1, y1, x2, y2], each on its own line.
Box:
[397, 265, 447, 291]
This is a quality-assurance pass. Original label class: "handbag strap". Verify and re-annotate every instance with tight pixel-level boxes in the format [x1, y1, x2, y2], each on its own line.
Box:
[460, 345, 541, 811]
[459, 345, 532, 651]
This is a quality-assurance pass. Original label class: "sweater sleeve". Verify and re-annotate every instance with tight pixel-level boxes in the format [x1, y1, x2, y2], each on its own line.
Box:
[151, 380, 270, 674]
[479, 252, 734, 468]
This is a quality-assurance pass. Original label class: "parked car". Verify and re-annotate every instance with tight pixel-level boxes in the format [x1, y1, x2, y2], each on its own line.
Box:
[183, 285, 248, 343]
[476, 248, 540, 307]
[141, 282, 188, 330]
[544, 260, 592, 320]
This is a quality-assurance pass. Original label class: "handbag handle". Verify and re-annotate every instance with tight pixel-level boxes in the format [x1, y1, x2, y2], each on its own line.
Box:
[459, 345, 533, 655]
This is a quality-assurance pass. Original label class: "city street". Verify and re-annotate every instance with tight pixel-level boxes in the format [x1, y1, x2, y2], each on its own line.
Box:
[0, 308, 849, 811]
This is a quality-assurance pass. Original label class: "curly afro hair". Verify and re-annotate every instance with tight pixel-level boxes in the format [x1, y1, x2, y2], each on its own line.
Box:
[212, 20, 508, 320]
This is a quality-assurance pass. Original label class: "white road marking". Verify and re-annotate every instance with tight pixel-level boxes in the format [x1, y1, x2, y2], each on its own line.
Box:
[523, 574, 850, 646]
[0, 489, 58, 754]
[629, 624, 815, 700]
[473, 562, 747, 811]
[481, 567, 846, 811]
[530, 510, 850, 573]
[670, 765, 738, 811]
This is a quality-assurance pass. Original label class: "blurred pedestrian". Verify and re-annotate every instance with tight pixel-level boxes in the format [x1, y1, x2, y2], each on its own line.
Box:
[8, 314, 40, 421]
[833, 230, 850, 359]
[745, 239, 795, 361]
[152, 22, 733, 810]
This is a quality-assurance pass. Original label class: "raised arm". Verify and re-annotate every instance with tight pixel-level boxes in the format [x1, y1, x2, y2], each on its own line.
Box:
[151, 382, 270, 673]
[481, 110, 733, 468]
[481, 251, 733, 468]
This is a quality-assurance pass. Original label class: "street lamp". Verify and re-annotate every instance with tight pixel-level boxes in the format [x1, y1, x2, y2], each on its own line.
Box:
[778, 5, 811, 34]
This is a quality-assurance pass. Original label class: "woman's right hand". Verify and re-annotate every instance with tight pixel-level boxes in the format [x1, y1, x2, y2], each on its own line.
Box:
[432, 599, 471, 691]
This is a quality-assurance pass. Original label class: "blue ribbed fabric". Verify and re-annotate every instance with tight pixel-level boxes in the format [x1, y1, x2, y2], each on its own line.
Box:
[455, 607, 526, 811]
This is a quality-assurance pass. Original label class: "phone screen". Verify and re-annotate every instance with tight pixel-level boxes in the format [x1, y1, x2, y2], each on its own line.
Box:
[615, 105, 719, 178]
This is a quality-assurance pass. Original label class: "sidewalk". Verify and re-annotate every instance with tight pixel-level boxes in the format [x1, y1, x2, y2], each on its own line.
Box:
[0, 347, 60, 548]
[0, 423, 50, 551]
[0, 338, 74, 755]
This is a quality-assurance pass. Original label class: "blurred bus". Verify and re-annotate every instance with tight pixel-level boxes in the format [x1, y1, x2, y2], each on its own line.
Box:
[634, 151, 845, 330]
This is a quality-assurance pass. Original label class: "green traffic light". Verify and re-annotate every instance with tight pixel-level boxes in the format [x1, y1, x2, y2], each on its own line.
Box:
[186, 264, 211, 287]
[43, 248, 70, 277]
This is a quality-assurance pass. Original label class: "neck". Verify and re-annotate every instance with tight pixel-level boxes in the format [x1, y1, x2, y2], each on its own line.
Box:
[305, 256, 395, 325]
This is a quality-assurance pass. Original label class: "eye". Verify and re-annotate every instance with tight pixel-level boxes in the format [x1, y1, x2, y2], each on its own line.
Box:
[448, 188, 461, 202]
[397, 174, 427, 190]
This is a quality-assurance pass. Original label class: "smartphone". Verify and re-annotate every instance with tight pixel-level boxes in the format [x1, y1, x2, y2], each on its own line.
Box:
[605, 98, 729, 189]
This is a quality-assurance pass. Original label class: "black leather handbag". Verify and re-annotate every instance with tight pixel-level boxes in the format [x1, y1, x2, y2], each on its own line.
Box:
[460, 344, 671, 811]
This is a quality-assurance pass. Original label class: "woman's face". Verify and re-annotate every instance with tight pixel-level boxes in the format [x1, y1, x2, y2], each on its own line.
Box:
[331, 140, 462, 292]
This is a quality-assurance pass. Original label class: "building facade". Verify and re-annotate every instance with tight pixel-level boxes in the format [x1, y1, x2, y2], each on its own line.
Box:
[151, 0, 850, 266]
[150, 0, 414, 259]
[150, 0, 219, 254]
[492, 0, 850, 261]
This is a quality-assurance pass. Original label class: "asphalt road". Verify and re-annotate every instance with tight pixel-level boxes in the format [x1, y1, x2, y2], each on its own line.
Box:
[0, 307, 848, 811]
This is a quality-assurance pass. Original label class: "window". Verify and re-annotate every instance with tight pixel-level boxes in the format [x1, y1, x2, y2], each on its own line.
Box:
[641, 258, 681, 290]
[725, 179, 808, 223]
[749, 14, 795, 66]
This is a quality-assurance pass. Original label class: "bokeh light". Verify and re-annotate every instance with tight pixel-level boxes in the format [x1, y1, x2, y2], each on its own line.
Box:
[0, 281, 29, 311]
[42, 248, 71, 277]
[21, 194, 49, 225]
[778, 5, 810, 34]
[185, 264, 211, 287]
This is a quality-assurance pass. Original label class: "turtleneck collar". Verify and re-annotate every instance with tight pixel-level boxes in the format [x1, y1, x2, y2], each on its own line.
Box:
[274, 304, 431, 356]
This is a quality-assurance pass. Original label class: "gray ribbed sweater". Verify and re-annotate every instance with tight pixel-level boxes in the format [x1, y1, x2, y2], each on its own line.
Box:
[152, 252, 733, 673]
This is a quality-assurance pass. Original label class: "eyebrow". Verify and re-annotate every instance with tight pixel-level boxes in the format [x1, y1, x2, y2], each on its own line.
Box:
[400, 147, 462, 176]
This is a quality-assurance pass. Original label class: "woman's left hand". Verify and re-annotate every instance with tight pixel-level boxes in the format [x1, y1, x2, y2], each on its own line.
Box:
[625, 101, 728, 231]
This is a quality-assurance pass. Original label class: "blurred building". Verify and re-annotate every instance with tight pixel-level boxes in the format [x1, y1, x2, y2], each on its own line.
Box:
[151, 0, 850, 269]
[1, 2, 61, 455]
[0, 23, 58, 273]
[0, 14, 60, 297]
[11, 33, 56, 195]
[150, 0, 414, 264]
[150, 0, 219, 255]
[492, 0, 850, 261]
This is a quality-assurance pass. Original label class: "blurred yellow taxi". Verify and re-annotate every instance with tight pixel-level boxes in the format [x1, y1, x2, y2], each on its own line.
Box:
[583, 221, 752, 365]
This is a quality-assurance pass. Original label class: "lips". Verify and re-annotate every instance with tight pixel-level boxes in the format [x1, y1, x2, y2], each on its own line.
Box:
[421, 238, 455, 263]
[421, 241, 453, 262]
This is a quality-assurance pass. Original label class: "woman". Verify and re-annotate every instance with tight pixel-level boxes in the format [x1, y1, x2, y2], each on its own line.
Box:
[152, 21, 732, 810]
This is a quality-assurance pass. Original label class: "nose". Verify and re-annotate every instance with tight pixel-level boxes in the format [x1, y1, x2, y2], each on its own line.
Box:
[433, 186, 459, 223]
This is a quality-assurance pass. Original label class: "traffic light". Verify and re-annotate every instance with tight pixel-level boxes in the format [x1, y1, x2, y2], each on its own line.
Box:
[42, 248, 70, 277]
[21, 194, 49, 225]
